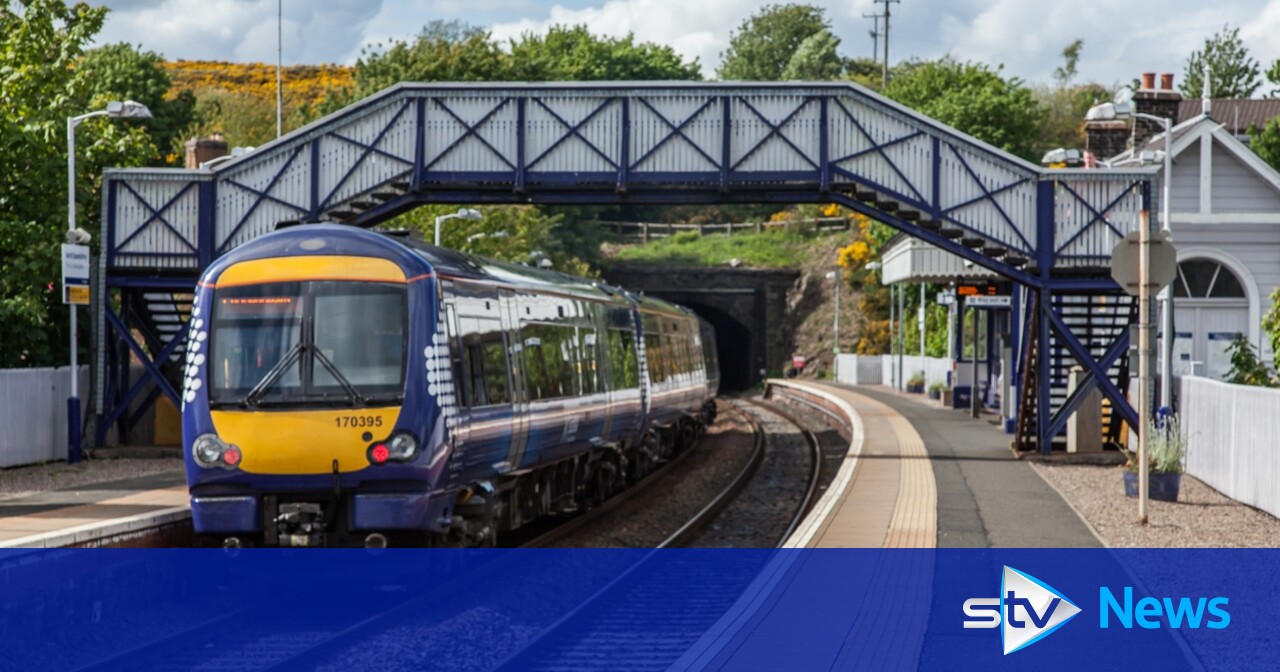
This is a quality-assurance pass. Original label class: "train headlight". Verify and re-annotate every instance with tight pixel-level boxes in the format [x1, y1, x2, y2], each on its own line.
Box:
[192, 433, 242, 470]
[387, 433, 418, 461]
[368, 432, 418, 466]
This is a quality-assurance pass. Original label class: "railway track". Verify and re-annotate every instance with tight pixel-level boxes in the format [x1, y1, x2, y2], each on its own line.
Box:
[66, 398, 831, 672]
[483, 398, 824, 671]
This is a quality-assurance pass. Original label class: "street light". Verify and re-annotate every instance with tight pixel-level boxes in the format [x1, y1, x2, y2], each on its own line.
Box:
[1087, 100, 1175, 416]
[825, 271, 841, 354]
[1088, 100, 1173, 525]
[67, 100, 152, 463]
[434, 208, 482, 247]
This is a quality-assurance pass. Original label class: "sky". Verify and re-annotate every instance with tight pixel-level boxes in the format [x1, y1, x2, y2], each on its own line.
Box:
[90, 0, 1280, 89]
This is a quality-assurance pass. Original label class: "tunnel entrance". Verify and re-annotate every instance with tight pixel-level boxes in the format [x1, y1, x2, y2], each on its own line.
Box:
[683, 302, 754, 392]
[602, 266, 799, 393]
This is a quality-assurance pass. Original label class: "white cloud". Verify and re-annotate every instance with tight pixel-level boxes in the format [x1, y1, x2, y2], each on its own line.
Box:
[91, 0, 1280, 89]
[93, 0, 383, 64]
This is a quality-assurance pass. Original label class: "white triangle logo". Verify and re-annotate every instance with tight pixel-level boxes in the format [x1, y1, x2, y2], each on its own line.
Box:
[1001, 566, 1081, 655]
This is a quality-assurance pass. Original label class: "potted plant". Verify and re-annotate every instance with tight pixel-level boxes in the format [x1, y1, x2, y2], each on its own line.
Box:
[940, 384, 953, 407]
[928, 382, 944, 400]
[1123, 415, 1184, 502]
[906, 374, 925, 394]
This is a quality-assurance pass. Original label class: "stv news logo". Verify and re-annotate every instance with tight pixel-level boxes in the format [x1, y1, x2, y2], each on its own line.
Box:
[962, 566, 1081, 655]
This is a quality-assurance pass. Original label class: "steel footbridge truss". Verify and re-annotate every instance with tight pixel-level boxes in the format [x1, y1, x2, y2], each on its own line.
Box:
[99, 82, 1156, 452]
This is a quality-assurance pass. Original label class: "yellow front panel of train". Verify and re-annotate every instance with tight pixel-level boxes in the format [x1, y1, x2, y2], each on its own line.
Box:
[211, 408, 402, 474]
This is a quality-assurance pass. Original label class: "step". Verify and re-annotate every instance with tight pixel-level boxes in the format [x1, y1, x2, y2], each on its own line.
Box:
[875, 199, 899, 213]
[855, 190, 877, 203]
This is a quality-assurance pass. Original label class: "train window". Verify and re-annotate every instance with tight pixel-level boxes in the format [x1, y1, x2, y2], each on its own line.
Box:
[457, 316, 509, 407]
[607, 329, 639, 390]
[520, 322, 582, 400]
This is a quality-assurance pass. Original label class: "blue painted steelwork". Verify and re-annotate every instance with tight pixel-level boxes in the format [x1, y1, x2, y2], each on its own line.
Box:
[99, 82, 1157, 452]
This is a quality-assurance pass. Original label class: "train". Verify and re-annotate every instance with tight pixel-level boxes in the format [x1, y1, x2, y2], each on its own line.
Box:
[180, 224, 719, 547]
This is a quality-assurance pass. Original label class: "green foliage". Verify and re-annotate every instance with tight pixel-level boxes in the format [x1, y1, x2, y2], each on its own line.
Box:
[0, 1, 158, 367]
[78, 42, 196, 163]
[780, 29, 843, 81]
[1181, 25, 1261, 99]
[610, 227, 843, 268]
[1248, 118, 1280, 172]
[717, 4, 830, 80]
[324, 20, 700, 113]
[1224, 334, 1277, 387]
[1264, 286, 1280, 369]
[507, 25, 700, 81]
[185, 87, 313, 149]
[1053, 39, 1084, 86]
[1143, 415, 1186, 474]
[844, 57, 883, 90]
[885, 58, 1047, 161]
[383, 205, 595, 277]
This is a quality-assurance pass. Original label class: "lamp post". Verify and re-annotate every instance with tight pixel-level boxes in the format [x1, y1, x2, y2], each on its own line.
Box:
[1086, 101, 1175, 413]
[824, 271, 841, 354]
[67, 100, 151, 463]
[433, 208, 482, 247]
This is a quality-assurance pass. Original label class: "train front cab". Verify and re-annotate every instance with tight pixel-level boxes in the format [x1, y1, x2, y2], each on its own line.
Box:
[182, 229, 451, 548]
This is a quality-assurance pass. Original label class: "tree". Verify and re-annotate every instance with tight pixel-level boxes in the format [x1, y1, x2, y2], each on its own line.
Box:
[507, 25, 700, 81]
[1036, 39, 1113, 154]
[1247, 119, 1280, 171]
[717, 4, 830, 81]
[0, 1, 158, 367]
[780, 30, 843, 81]
[885, 58, 1047, 161]
[1181, 25, 1261, 99]
[78, 43, 196, 163]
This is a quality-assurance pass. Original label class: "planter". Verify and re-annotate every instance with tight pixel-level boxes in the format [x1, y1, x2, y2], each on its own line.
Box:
[928, 389, 941, 400]
[907, 383, 925, 394]
[940, 390, 953, 406]
[1123, 471, 1181, 502]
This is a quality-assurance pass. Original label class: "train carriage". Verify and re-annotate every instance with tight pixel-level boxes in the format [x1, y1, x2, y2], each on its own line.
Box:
[182, 224, 716, 547]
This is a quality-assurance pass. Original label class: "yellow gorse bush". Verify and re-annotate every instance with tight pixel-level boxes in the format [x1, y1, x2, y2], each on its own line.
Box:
[163, 60, 354, 108]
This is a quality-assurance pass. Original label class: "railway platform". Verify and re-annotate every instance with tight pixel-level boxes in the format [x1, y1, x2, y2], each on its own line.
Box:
[0, 471, 188, 548]
[769, 379, 1101, 549]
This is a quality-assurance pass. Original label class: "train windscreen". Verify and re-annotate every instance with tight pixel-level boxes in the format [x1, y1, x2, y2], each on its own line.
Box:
[209, 281, 406, 407]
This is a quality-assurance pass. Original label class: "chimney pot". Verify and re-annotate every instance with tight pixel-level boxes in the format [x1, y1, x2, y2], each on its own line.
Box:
[1160, 73, 1174, 91]
[1141, 72, 1156, 90]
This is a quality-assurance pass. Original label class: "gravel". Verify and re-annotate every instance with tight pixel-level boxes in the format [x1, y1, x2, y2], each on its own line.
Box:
[542, 405, 758, 548]
[0, 457, 183, 501]
[1030, 462, 1280, 547]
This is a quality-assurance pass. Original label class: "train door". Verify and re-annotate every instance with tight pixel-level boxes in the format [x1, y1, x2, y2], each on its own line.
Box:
[500, 289, 530, 470]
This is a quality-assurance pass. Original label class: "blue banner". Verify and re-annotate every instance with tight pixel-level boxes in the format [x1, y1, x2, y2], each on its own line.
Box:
[0, 549, 1270, 671]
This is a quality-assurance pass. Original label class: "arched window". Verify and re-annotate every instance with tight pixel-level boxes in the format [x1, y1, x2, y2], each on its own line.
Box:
[1173, 259, 1246, 299]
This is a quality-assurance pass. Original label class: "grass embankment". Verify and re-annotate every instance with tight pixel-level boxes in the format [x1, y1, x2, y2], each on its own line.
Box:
[608, 227, 845, 268]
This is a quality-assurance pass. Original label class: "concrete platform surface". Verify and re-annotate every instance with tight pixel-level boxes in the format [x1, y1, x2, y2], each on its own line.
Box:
[0, 471, 188, 548]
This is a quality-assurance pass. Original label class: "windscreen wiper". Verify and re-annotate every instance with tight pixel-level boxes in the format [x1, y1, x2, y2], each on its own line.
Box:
[242, 341, 305, 408]
[311, 347, 366, 406]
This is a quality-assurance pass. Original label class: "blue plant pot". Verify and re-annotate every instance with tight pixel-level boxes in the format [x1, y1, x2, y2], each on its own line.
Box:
[1123, 471, 1181, 502]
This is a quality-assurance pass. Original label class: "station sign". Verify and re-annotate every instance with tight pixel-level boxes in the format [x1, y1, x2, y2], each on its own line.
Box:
[61, 244, 90, 305]
[937, 292, 955, 306]
[965, 295, 1012, 309]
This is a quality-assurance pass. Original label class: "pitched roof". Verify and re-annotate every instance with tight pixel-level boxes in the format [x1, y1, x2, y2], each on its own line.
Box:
[1177, 99, 1280, 135]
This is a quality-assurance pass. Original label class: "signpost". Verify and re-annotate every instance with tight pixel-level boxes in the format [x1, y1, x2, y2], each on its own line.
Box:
[61, 244, 90, 305]
[965, 295, 1011, 309]
[1111, 224, 1177, 525]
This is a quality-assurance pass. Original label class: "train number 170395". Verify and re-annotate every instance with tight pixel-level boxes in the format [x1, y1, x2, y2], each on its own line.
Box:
[335, 415, 383, 428]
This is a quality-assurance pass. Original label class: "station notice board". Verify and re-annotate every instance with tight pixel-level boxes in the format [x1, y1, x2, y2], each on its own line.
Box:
[61, 244, 90, 305]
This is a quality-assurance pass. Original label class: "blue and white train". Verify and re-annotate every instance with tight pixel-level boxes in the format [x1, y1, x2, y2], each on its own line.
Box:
[180, 224, 719, 547]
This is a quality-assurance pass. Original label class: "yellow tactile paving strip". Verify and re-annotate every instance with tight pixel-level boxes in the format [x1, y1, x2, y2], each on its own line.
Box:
[0, 486, 189, 548]
[769, 380, 938, 549]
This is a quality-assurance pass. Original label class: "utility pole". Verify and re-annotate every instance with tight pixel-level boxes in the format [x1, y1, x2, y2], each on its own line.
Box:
[863, 12, 883, 60]
[276, 0, 283, 138]
[876, 0, 900, 88]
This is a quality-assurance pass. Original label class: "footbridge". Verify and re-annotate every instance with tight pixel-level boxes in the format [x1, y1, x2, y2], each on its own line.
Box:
[98, 81, 1156, 452]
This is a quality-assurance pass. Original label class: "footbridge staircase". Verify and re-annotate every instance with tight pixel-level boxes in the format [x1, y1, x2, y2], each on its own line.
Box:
[98, 82, 1156, 452]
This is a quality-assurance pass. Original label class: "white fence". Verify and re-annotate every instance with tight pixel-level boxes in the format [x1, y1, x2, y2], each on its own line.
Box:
[835, 354, 953, 389]
[0, 367, 89, 468]
[1182, 376, 1280, 518]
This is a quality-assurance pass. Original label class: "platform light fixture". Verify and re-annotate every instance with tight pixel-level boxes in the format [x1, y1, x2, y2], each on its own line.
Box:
[66, 100, 152, 464]
[434, 208, 482, 247]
